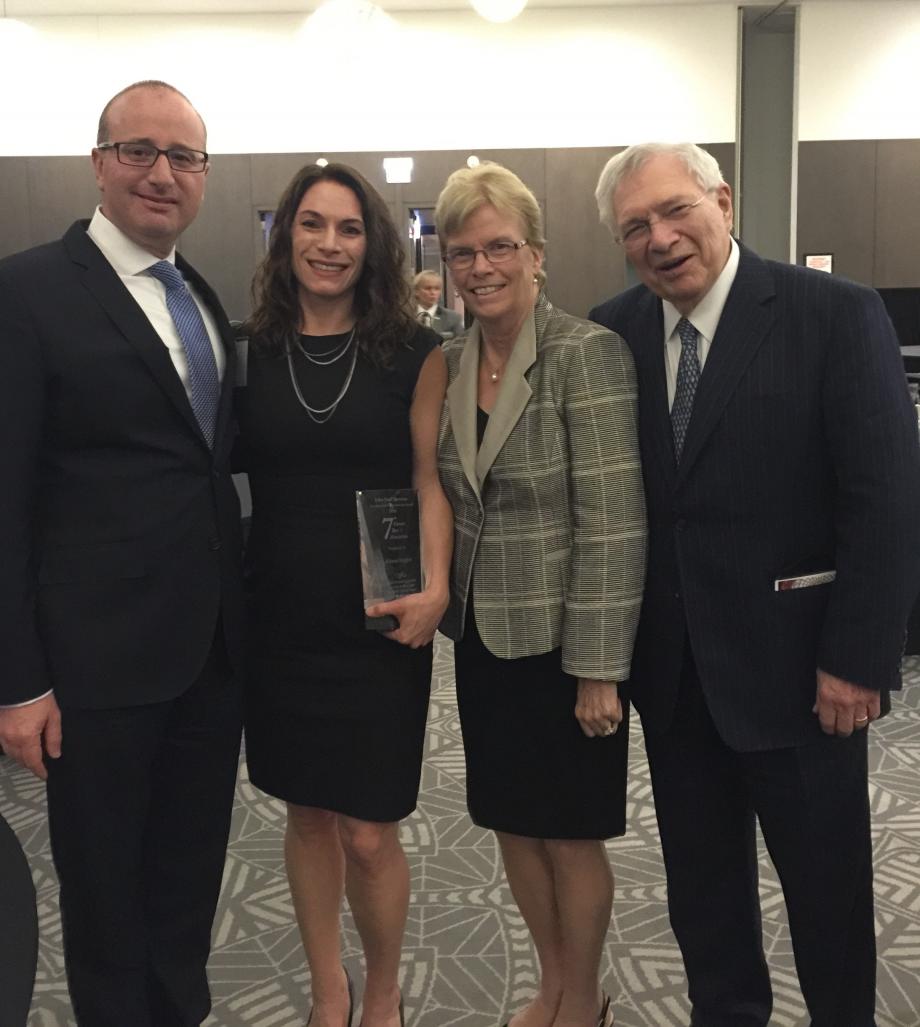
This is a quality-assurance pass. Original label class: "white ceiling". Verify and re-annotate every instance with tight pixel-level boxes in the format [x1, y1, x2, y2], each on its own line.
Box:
[1, 0, 831, 15]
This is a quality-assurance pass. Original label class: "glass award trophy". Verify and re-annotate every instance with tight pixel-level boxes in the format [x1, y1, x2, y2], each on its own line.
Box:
[356, 488, 423, 631]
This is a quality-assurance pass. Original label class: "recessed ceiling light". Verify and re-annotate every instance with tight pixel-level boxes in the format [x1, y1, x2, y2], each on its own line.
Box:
[383, 157, 413, 184]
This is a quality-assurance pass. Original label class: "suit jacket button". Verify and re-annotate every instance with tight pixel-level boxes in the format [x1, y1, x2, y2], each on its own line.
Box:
[208, 537, 222, 551]
[675, 519, 686, 533]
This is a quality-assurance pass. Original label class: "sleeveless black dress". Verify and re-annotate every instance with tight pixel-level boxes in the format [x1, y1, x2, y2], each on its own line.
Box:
[238, 326, 438, 821]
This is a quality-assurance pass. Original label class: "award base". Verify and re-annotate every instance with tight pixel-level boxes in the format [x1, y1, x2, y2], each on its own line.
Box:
[365, 613, 399, 632]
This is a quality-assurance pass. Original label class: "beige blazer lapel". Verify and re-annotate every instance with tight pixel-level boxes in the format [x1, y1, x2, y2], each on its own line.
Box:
[446, 325, 482, 499]
[476, 311, 537, 485]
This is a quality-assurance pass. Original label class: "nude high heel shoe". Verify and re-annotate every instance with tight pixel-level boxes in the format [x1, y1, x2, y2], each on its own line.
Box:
[595, 993, 614, 1027]
[306, 967, 355, 1027]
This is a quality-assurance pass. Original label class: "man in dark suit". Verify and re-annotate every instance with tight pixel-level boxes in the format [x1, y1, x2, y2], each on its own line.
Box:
[0, 80, 245, 1026]
[413, 269, 464, 340]
[590, 142, 920, 1027]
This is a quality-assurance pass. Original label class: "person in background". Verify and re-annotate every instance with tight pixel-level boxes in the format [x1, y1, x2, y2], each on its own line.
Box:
[413, 269, 464, 340]
[435, 161, 646, 1027]
[0, 80, 245, 1026]
[590, 141, 920, 1027]
[237, 162, 452, 1027]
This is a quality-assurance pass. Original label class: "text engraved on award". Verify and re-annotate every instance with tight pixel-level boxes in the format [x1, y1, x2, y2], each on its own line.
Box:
[356, 488, 422, 630]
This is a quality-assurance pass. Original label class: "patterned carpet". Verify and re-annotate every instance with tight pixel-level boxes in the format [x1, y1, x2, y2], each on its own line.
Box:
[3, 643, 919, 1027]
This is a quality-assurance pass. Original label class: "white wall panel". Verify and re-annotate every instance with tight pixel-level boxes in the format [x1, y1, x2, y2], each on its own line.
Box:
[0, 5, 737, 155]
[799, 1, 920, 141]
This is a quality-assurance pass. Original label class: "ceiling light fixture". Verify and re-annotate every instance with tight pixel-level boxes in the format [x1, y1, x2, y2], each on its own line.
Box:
[470, 0, 527, 24]
[0, 2, 35, 42]
[383, 157, 413, 184]
[303, 0, 396, 38]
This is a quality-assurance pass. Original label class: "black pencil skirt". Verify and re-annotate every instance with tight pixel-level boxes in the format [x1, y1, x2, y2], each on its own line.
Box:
[453, 610, 629, 840]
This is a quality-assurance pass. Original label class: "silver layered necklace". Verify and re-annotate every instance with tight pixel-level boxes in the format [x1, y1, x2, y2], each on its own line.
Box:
[287, 326, 358, 424]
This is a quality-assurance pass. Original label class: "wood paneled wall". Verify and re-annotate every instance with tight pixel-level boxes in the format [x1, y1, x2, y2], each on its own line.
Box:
[797, 139, 920, 288]
[14, 141, 920, 314]
[0, 144, 734, 324]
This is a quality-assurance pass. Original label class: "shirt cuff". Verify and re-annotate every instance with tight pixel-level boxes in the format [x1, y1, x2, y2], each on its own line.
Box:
[0, 689, 53, 709]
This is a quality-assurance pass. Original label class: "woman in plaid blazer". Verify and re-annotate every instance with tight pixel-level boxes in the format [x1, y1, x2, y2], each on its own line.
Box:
[435, 163, 646, 1027]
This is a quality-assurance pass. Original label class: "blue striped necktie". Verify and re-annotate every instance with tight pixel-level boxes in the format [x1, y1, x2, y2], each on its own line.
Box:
[671, 317, 700, 460]
[148, 260, 219, 448]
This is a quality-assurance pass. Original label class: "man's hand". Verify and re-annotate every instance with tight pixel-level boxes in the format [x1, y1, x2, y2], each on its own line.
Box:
[0, 694, 62, 780]
[813, 668, 881, 737]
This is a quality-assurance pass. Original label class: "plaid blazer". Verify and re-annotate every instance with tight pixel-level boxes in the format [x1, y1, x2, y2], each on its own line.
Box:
[438, 293, 646, 681]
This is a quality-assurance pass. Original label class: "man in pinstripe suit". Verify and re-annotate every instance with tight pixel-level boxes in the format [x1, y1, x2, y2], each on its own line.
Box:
[590, 143, 920, 1027]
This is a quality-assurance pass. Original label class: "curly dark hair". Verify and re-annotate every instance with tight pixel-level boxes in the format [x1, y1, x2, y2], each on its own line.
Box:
[247, 162, 414, 365]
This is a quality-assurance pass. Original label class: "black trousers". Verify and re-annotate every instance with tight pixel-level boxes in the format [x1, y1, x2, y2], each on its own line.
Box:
[0, 811, 37, 1027]
[642, 653, 876, 1027]
[46, 642, 243, 1027]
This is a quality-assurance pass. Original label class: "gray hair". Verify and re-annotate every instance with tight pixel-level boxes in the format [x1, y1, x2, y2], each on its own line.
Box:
[594, 142, 725, 232]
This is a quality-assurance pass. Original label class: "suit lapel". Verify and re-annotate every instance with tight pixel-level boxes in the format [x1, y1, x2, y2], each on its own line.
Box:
[446, 325, 481, 499]
[64, 223, 227, 453]
[676, 245, 776, 481]
[630, 293, 678, 489]
[475, 309, 536, 485]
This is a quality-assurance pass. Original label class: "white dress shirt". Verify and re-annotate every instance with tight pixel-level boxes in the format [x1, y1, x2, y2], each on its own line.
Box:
[662, 237, 740, 409]
[87, 207, 226, 393]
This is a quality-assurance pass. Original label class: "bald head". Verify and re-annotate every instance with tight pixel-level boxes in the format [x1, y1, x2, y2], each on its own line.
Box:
[91, 82, 209, 258]
[97, 80, 206, 147]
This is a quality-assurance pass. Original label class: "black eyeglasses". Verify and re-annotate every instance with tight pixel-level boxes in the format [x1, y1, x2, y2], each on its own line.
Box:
[97, 141, 209, 173]
[442, 240, 528, 271]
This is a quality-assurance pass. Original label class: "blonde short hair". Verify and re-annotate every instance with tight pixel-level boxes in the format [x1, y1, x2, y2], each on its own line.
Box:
[435, 162, 546, 287]
[412, 270, 441, 289]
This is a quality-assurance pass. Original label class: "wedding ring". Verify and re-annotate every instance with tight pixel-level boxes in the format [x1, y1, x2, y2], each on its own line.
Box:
[855, 715, 869, 723]
[603, 724, 616, 736]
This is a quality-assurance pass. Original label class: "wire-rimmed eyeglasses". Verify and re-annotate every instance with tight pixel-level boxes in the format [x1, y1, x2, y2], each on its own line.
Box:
[614, 194, 708, 248]
[442, 239, 528, 271]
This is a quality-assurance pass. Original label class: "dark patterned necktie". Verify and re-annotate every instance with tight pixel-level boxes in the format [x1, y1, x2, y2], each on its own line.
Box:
[671, 317, 700, 460]
[418, 310, 432, 327]
[148, 260, 219, 447]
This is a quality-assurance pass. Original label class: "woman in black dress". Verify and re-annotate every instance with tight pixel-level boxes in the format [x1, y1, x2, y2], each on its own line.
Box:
[238, 163, 452, 1027]
[434, 163, 646, 1027]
